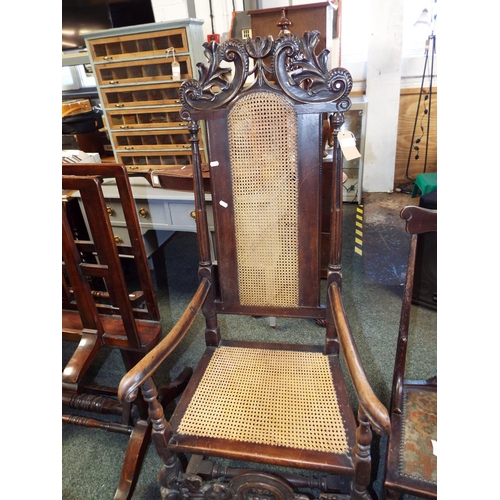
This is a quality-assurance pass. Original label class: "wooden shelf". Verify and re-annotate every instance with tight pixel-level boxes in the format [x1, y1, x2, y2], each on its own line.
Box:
[84, 20, 208, 170]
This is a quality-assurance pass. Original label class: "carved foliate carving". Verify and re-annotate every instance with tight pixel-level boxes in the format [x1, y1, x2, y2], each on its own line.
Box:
[159, 458, 185, 500]
[179, 31, 352, 117]
[272, 31, 351, 106]
[159, 471, 317, 500]
[229, 473, 305, 500]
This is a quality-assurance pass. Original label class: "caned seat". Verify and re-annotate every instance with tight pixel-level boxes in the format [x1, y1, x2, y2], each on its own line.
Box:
[118, 28, 390, 500]
[169, 342, 357, 471]
[176, 346, 348, 451]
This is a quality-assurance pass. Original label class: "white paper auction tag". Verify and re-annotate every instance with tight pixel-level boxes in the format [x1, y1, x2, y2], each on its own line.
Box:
[338, 130, 361, 161]
[432, 439, 437, 456]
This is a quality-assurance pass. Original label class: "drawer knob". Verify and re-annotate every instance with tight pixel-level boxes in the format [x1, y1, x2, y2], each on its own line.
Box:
[139, 208, 150, 218]
[109, 80, 120, 85]
[103, 56, 113, 61]
[114, 236, 123, 244]
[115, 104, 125, 107]
[190, 210, 196, 220]
[119, 125, 131, 129]
[106, 206, 115, 216]
[124, 146, 134, 150]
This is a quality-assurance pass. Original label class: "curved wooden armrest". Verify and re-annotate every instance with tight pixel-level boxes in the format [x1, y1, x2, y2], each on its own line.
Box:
[118, 278, 211, 404]
[328, 282, 391, 435]
[400, 205, 437, 235]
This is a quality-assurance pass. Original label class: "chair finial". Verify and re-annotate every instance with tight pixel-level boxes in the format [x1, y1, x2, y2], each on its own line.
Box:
[277, 9, 292, 36]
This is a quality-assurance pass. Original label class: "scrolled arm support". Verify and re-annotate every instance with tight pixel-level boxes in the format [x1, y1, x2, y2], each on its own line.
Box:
[118, 278, 211, 404]
[328, 282, 390, 435]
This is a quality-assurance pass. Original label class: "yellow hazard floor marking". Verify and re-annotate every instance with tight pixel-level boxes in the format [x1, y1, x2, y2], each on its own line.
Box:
[355, 204, 363, 256]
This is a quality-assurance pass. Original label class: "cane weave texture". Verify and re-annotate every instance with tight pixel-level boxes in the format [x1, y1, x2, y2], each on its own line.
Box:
[177, 346, 349, 454]
[227, 92, 299, 308]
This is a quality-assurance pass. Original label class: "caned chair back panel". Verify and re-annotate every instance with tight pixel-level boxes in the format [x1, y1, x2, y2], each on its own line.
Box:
[206, 91, 323, 315]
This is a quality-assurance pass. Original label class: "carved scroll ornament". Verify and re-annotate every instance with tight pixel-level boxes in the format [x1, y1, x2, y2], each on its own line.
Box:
[179, 30, 352, 119]
[160, 471, 311, 500]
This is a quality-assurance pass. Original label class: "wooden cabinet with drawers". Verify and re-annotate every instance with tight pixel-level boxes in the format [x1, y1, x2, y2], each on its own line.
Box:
[74, 176, 214, 258]
[84, 20, 207, 168]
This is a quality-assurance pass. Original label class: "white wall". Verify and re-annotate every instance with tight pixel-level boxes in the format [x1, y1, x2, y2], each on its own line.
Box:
[151, 0, 245, 41]
[191, 0, 243, 41]
[363, 0, 404, 192]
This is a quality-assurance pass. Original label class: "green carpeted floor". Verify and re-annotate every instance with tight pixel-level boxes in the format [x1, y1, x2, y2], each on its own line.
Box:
[62, 197, 437, 500]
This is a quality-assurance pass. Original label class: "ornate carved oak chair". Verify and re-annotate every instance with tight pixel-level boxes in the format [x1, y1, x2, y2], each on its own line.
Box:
[118, 31, 390, 500]
[383, 206, 437, 499]
[62, 163, 190, 500]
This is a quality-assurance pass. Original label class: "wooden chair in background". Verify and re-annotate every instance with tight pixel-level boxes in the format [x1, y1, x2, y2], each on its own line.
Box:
[383, 205, 437, 499]
[117, 30, 390, 499]
[62, 163, 190, 500]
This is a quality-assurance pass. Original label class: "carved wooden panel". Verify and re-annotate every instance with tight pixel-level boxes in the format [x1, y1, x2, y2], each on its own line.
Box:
[248, 2, 340, 68]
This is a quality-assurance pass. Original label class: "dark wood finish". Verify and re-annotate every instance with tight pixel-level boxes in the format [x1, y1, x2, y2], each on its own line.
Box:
[118, 29, 389, 500]
[248, 2, 337, 54]
[320, 158, 335, 277]
[62, 163, 191, 500]
[128, 164, 211, 192]
[383, 206, 437, 499]
[323, 113, 335, 157]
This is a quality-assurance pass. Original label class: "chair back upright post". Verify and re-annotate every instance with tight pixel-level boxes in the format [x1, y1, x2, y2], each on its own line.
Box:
[62, 198, 104, 335]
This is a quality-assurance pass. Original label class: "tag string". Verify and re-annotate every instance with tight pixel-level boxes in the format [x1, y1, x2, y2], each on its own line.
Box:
[166, 47, 177, 63]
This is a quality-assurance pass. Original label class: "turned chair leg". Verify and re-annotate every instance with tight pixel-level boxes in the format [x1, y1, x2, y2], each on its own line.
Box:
[351, 409, 373, 500]
[114, 420, 151, 500]
[140, 377, 186, 496]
